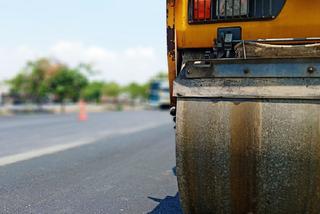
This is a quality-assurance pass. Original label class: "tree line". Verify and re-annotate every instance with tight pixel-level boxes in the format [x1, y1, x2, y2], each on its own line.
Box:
[7, 58, 167, 106]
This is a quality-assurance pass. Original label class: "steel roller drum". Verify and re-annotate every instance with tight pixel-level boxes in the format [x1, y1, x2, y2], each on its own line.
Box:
[176, 99, 320, 213]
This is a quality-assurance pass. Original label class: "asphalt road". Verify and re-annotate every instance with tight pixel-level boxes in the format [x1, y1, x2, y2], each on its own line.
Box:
[0, 111, 182, 214]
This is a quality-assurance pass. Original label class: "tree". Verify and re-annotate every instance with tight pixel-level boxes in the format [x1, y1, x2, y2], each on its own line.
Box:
[82, 81, 104, 103]
[8, 58, 53, 106]
[8, 73, 29, 99]
[48, 67, 88, 111]
[27, 59, 50, 105]
[124, 82, 149, 100]
[102, 82, 121, 98]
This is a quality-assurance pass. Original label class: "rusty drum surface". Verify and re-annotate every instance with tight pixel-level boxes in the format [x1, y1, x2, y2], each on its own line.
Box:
[176, 99, 320, 213]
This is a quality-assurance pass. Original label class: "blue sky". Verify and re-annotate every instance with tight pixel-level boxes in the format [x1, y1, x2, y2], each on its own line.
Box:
[0, 0, 167, 84]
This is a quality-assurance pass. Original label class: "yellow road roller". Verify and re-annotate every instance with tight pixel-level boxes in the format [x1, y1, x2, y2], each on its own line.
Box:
[167, 0, 320, 213]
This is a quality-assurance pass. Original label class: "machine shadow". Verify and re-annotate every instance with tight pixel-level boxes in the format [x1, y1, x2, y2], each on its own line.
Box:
[148, 167, 183, 214]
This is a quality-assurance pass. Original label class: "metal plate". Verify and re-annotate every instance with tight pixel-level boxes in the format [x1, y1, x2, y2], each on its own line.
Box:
[174, 78, 320, 100]
[184, 58, 320, 78]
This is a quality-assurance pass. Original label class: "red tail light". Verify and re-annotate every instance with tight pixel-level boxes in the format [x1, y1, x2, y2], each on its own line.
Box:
[193, 0, 211, 20]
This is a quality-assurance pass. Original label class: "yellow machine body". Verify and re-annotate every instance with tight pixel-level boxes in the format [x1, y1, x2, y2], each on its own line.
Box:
[175, 0, 320, 48]
[167, 0, 320, 101]
[167, 1, 320, 213]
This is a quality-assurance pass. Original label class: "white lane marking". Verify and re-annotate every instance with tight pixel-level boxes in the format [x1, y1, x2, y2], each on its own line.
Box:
[0, 122, 170, 167]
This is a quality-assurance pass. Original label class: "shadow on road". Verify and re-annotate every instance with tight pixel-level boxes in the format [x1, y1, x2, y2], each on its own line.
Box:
[148, 167, 183, 214]
[148, 193, 182, 214]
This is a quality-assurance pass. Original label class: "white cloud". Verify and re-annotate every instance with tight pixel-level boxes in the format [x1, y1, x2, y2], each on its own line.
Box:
[124, 47, 155, 59]
[0, 41, 167, 84]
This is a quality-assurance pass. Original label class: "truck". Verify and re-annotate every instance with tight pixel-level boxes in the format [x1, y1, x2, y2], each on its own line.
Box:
[149, 80, 170, 109]
[167, 0, 320, 213]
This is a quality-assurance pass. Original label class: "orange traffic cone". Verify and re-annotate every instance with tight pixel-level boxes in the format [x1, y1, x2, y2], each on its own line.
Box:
[78, 100, 88, 121]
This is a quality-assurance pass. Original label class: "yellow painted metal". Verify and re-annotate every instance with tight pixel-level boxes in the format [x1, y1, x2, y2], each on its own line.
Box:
[173, 0, 320, 49]
[166, 0, 177, 105]
[167, 0, 320, 102]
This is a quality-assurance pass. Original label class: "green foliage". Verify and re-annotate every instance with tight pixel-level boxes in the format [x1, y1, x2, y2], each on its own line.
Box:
[152, 71, 168, 81]
[8, 58, 91, 104]
[85, 81, 150, 102]
[8, 57, 168, 104]
[102, 82, 121, 98]
[8, 73, 28, 96]
[123, 82, 149, 99]
[48, 68, 88, 103]
[82, 81, 104, 103]
[8, 58, 51, 104]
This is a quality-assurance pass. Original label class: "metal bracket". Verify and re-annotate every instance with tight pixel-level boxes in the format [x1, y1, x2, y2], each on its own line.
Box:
[215, 27, 242, 58]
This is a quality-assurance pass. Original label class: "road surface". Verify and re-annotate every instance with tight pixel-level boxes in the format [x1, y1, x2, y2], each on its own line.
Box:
[0, 111, 182, 214]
